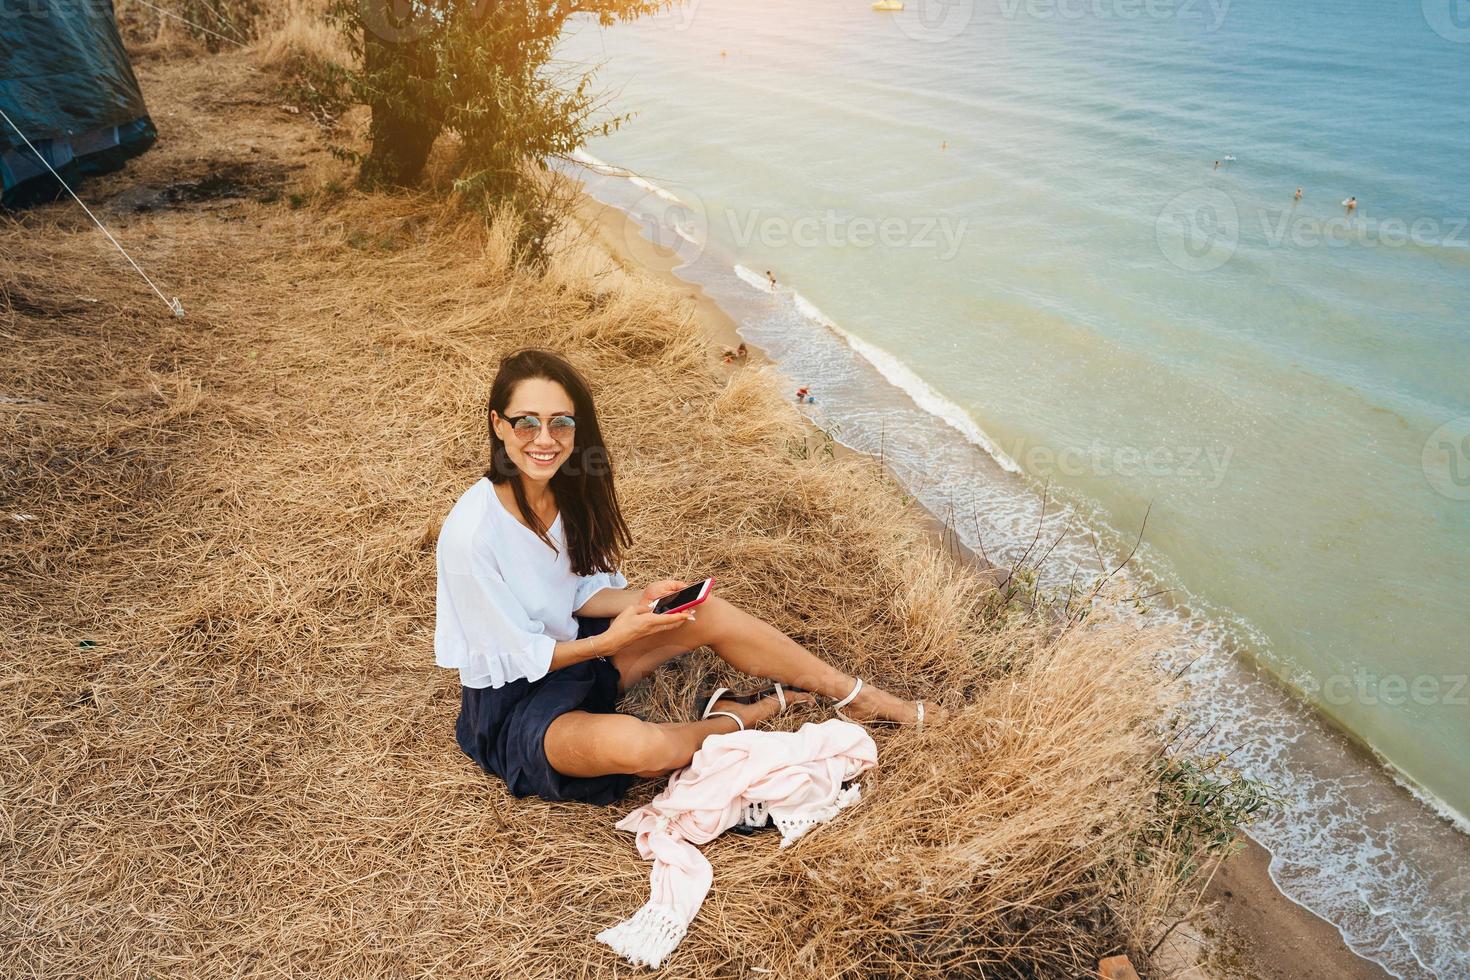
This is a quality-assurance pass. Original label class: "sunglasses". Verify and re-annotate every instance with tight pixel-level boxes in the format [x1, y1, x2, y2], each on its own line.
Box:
[500, 413, 577, 439]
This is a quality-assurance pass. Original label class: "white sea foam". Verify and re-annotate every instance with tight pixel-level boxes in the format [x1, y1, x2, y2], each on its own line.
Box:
[572, 150, 688, 208]
[821, 327, 1026, 476]
[733, 265, 1024, 475]
[1391, 768, 1470, 837]
[570, 147, 609, 169]
[627, 174, 686, 206]
[734, 264, 774, 292]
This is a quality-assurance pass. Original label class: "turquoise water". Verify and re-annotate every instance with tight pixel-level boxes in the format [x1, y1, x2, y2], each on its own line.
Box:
[557, 1, 1470, 974]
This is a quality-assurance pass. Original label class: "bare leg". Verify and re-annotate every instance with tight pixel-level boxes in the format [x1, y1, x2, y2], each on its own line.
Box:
[610, 597, 943, 724]
[544, 692, 804, 778]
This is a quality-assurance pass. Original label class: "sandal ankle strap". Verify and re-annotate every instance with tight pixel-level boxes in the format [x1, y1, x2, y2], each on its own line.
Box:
[705, 710, 744, 731]
[700, 687, 732, 721]
[832, 677, 863, 711]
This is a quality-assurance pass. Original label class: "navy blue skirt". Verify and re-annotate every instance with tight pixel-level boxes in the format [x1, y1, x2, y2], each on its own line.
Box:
[455, 616, 636, 806]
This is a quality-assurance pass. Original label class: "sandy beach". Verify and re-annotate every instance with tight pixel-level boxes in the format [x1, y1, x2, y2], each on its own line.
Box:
[574, 193, 1395, 980]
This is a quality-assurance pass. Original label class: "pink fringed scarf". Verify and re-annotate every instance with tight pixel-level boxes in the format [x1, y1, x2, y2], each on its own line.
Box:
[597, 718, 878, 968]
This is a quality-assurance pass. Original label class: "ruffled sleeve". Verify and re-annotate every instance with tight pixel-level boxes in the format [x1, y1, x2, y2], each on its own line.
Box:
[573, 567, 628, 614]
[435, 561, 557, 689]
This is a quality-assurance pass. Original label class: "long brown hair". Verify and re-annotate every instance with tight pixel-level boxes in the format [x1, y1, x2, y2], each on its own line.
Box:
[484, 348, 631, 576]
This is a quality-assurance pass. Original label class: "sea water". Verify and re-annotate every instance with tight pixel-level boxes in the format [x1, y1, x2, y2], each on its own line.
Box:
[555, 1, 1470, 975]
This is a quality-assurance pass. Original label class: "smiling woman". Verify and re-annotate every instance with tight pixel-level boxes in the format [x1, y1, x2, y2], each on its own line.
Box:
[434, 347, 942, 805]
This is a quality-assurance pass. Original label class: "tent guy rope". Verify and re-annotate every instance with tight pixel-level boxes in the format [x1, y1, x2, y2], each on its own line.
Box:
[0, 106, 185, 318]
[129, 0, 249, 49]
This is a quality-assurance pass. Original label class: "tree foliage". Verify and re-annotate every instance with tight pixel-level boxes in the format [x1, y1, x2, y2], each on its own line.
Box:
[328, 0, 670, 262]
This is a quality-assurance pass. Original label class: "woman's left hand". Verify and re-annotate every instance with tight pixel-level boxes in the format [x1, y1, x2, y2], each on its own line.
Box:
[640, 580, 688, 606]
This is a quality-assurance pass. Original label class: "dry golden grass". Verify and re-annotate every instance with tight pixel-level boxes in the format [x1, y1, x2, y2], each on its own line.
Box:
[1, 45, 1210, 978]
[252, 0, 352, 74]
[116, 0, 335, 51]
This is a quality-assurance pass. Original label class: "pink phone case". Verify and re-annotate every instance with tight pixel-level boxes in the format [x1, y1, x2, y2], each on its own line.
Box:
[656, 577, 714, 615]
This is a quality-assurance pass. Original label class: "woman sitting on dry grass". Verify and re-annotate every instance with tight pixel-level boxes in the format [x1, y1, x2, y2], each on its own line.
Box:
[435, 348, 946, 805]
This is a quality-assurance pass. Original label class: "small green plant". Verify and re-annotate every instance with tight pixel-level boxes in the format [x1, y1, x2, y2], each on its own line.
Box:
[787, 427, 839, 461]
[1144, 750, 1281, 880]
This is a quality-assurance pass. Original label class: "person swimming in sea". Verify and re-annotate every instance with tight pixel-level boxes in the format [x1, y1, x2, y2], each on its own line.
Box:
[1294, 187, 1303, 201]
[1343, 196, 1357, 212]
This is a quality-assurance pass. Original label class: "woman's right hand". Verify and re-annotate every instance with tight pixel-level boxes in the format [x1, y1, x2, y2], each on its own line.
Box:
[604, 600, 695, 652]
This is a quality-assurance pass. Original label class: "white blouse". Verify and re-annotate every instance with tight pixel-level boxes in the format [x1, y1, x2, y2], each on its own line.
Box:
[434, 478, 628, 689]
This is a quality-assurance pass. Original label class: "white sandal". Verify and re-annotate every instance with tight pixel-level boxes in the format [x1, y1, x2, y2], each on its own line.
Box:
[698, 683, 800, 731]
[831, 677, 927, 730]
[700, 687, 744, 730]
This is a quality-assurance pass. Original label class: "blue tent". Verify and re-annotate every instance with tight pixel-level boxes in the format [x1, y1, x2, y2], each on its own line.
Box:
[1, 1, 156, 209]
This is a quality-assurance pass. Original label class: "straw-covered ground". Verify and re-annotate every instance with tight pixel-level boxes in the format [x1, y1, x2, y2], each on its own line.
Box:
[3, 28, 1230, 979]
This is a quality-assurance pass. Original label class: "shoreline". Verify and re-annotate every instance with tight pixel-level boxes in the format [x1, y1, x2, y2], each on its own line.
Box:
[570, 194, 1010, 591]
[573, 192, 1394, 980]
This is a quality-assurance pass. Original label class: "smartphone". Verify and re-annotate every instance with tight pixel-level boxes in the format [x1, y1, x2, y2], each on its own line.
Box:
[652, 578, 714, 615]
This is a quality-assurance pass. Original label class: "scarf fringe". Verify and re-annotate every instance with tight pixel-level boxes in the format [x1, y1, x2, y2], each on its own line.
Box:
[776, 782, 863, 849]
[596, 901, 688, 969]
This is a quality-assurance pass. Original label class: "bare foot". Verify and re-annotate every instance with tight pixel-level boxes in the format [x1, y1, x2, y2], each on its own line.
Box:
[710, 689, 815, 730]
